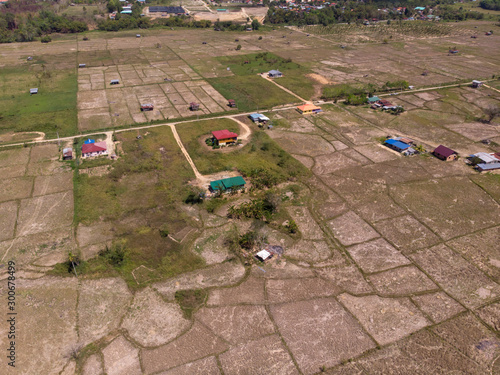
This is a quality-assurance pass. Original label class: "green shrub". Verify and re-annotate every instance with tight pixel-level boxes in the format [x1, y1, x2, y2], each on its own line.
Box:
[41, 35, 52, 43]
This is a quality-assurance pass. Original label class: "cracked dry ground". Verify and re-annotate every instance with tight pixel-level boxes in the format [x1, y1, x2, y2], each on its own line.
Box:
[1, 96, 500, 374]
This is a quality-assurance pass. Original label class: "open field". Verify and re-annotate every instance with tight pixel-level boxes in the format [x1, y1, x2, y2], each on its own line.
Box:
[0, 20, 500, 375]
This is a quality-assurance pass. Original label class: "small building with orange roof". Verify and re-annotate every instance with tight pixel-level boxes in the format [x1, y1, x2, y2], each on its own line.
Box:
[297, 103, 322, 115]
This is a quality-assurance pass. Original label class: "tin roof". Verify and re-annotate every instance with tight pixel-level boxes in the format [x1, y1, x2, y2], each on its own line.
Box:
[212, 129, 238, 140]
[433, 145, 457, 158]
[269, 69, 282, 75]
[256, 250, 271, 260]
[474, 152, 498, 163]
[210, 176, 246, 191]
[297, 104, 321, 112]
[82, 142, 107, 154]
[385, 139, 410, 150]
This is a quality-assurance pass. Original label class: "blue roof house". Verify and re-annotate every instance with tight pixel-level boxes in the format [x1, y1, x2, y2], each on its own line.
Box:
[384, 139, 411, 152]
[84, 139, 95, 144]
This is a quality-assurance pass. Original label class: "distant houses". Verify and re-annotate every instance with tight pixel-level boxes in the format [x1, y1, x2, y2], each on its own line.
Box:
[268, 69, 283, 78]
[148, 6, 185, 15]
[249, 113, 269, 123]
[472, 80, 483, 88]
[62, 148, 73, 160]
[141, 103, 154, 111]
[297, 104, 322, 114]
[209, 176, 246, 193]
[432, 145, 458, 161]
[212, 130, 238, 146]
[82, 140, 108, 158]
[469, 152, 500, 172]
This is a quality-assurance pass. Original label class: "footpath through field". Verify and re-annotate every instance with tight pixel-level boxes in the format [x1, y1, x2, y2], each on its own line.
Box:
[259, 73, 309, 103]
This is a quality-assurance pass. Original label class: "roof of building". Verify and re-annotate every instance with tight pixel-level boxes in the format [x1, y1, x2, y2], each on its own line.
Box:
[255, 250, 271, 260]
[368, 96, 380, 103]
[30, 88, 38, 93]
[269, 69, 282, 75]
[110, 79, 119, 83]
[84, 139, 95, 144]
[297, 103, 321, 112]
[477, 162, 500, 171]
[210, 176, 246, 191]
[63, 148, 72, 155]
[472, 80, 482, 84]
[82, 141, 107, 154]
[385, 139, 411, 150]
[149, 6, 185, 13]
[433, 145, 457, 158]
[249, 113, 267, 120]
[473, 152, 498, 163]
[120, 10, 132, 14]
[212, 129, 238, 140]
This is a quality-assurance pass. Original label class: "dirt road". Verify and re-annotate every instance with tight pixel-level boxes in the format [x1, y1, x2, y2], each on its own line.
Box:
[259, 73, 309, 103]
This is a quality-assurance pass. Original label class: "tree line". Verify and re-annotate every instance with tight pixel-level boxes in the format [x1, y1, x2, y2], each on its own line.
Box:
[0, 10, 87, 43]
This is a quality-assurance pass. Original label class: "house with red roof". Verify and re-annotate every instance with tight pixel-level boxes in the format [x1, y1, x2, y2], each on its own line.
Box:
[212, 130, 238, 146]
[432, 145, 457, 161]
[82, 141, 108, 158]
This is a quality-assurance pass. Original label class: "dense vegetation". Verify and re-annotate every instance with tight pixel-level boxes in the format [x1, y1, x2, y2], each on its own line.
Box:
[266, 0, 486, 26]
[0, 9, 87, 42]
[480, 0, 500, 11]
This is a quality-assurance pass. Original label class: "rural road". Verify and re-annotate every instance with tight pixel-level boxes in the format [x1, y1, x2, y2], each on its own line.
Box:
[169, 124, 204, 181]
[260, 73, 309, 103]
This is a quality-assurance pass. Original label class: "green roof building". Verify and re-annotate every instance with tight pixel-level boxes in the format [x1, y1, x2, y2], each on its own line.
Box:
[210, 176, 246, 192]
[368, 96, 380, 103]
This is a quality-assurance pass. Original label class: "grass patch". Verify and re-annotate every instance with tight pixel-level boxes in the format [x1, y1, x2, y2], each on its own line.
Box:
[215, 52, 315, 100]
[71, 126, 205, 289]
[208, 75, 298, 112]
[0, 67, 77, 138]
[175, 289, 207, 318]
[177, 118, 309, 180]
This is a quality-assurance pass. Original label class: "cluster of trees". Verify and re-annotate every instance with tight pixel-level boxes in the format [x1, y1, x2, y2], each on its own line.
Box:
[0, 10, 87, 43]
[98, 15, 213, 32]
[479, 0, 500, 11]
[266, 0, 487, 26]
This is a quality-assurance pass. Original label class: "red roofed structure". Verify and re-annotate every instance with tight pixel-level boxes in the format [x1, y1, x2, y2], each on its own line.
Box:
[212, 130, 238, 146]
[82, 141, 108, 158]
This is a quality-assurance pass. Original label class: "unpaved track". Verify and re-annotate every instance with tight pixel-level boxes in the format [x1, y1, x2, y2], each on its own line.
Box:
[169, 124, 203, 181]
[259, 73, 308, 103]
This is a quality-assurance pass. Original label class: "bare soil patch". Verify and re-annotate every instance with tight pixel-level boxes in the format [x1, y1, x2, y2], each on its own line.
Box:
[157, 356, 221, 375]
[339, 293, 430, 346]
[141, 322, 228, 374]
[0, 201, 18, 242]
[196, 305, 275, 344]
[152, 261, 245, 300]
[368, 265, 438, 296]
[102, 336, 142, 375]
[447, 226, 500, 283]
[346, 238, 410, 273]
[122, 287, 190, 347]
[17, 191, 73, 236]
[316, 265, 373, 294]
[207, 276, 265, 306]
[0, 177, 33, 202]
[78, 278, 132, 346]
[32, 171, 73, 196]
[374, 215, 440, 254]
[267, 277, 339, 303]
[286, 240, 334, 263]
[0, 147, 30, 168]
[219, 334, 299, 375]
[411, 244, 500, 309]
[432, 313, 500, 367]
[271, 298, 375, 374]
[327, 211, 379, 246]
[411, 291, 465, 324]
[286, 206, 324, 240]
